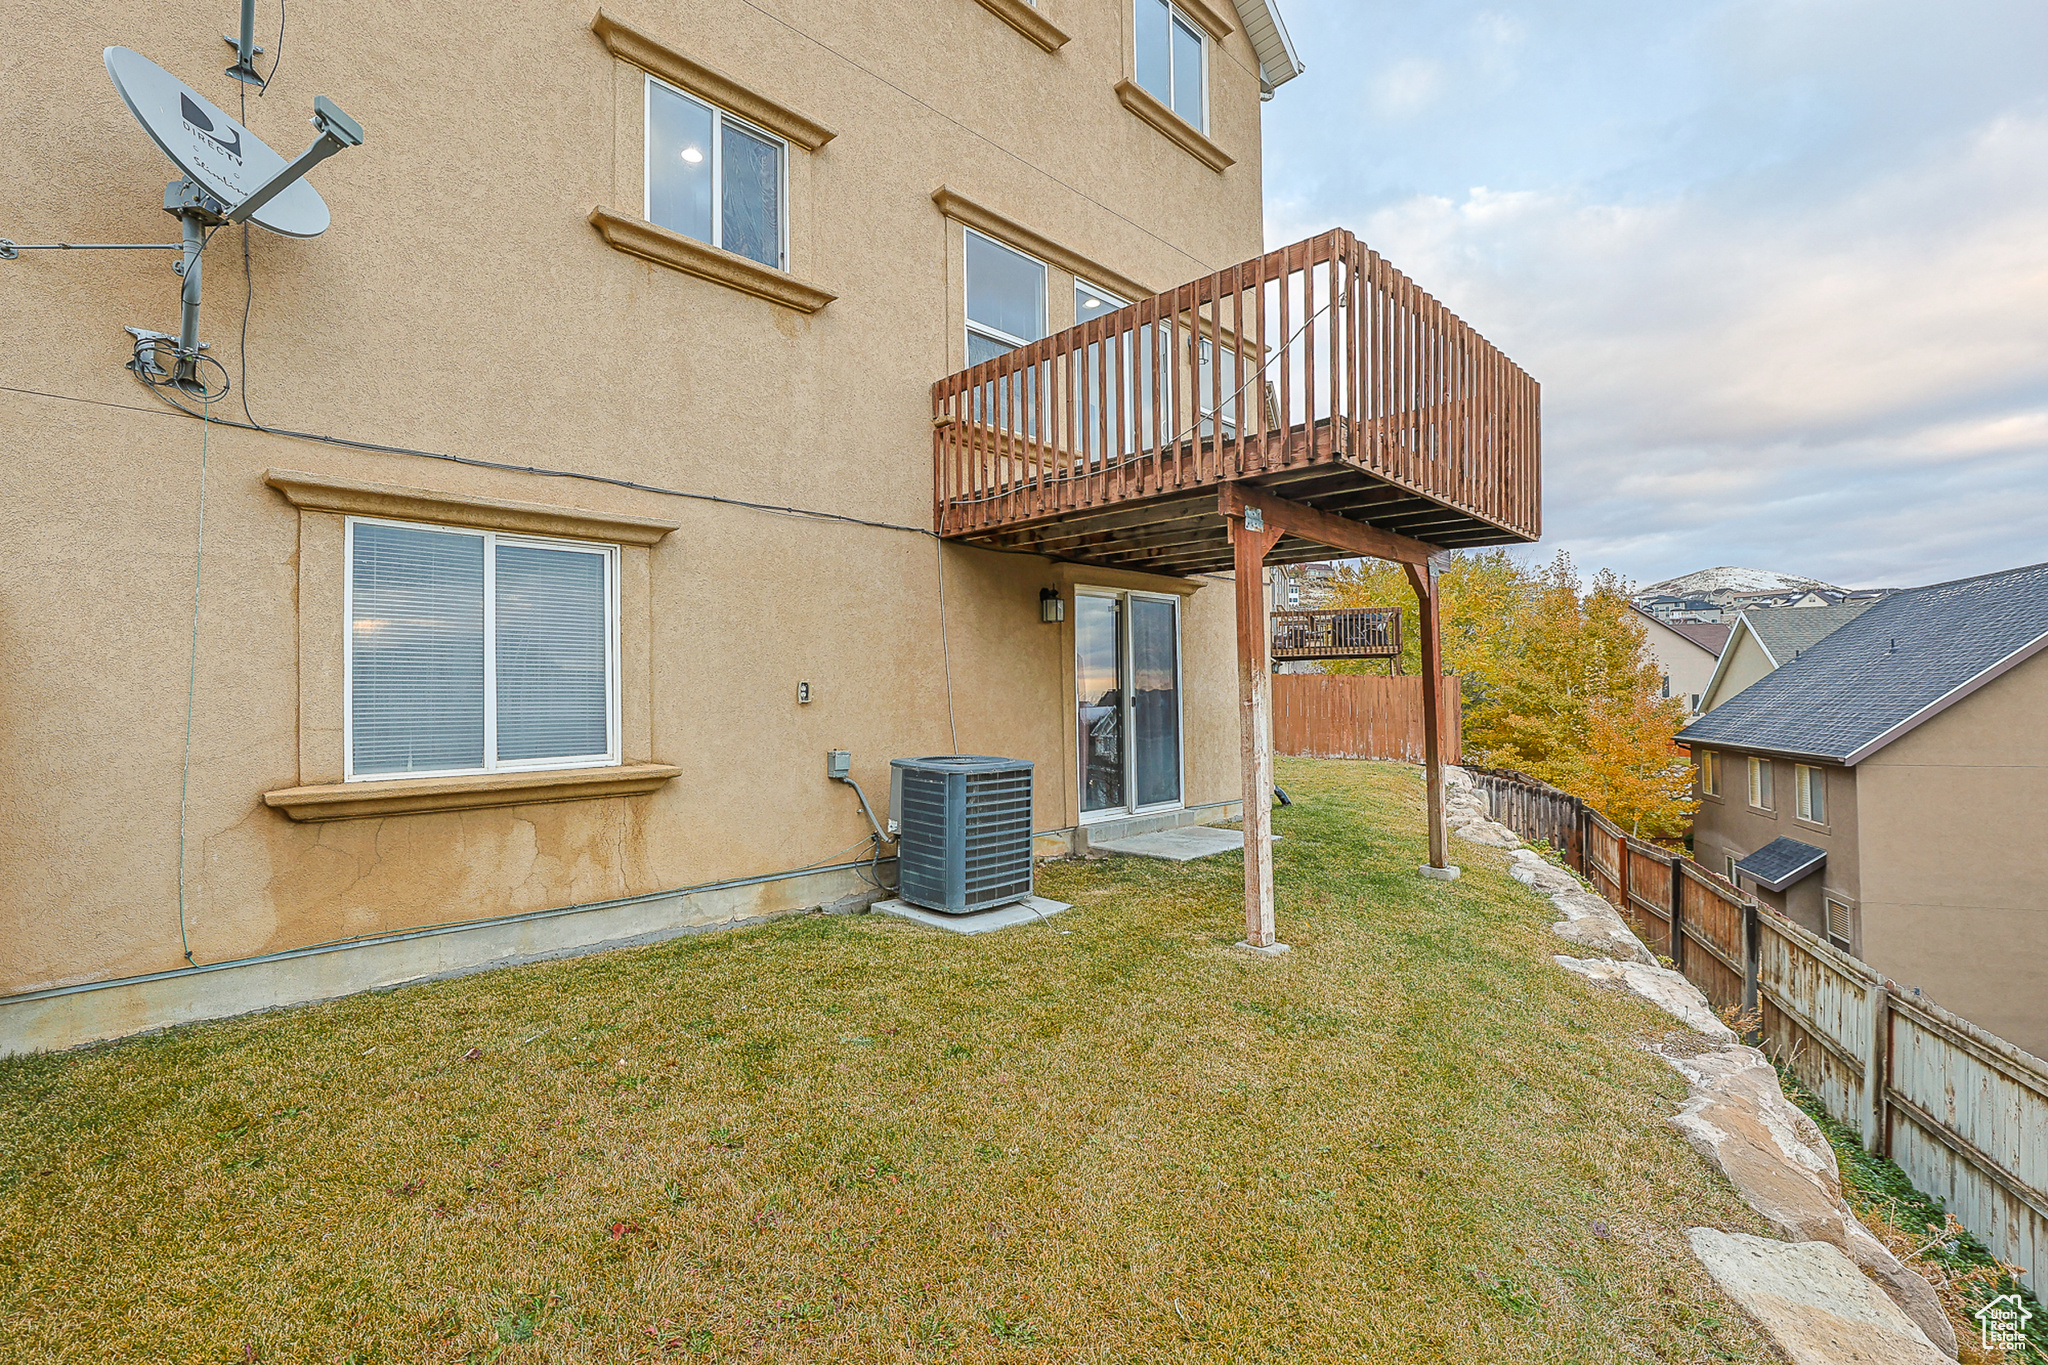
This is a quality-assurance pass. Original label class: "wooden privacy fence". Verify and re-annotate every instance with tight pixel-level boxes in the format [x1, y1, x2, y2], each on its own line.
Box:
[1272, 673, 1460, 764]
[1471, 767, 2048, 1286]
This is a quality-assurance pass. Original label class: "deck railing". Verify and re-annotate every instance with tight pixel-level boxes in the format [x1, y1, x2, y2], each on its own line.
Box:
[1271, 607, 1401, 660]
[932, 228, 1541, 541]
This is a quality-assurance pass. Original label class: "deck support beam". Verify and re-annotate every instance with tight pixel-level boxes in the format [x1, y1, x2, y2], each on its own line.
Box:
[1404, 559, 1453, 874]
[1230, 503, 1286, 951]
[1219, 481, 1437, 567]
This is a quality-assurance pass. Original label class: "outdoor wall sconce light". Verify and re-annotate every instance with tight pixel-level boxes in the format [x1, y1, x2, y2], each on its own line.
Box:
[1040, 588, 1065, 623]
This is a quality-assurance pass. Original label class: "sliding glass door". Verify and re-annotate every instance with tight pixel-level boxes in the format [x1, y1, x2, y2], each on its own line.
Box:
[1076, 589, 1182, 820]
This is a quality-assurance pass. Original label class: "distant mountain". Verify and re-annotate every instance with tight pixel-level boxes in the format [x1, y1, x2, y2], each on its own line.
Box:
[1637, 567, 1841, 601]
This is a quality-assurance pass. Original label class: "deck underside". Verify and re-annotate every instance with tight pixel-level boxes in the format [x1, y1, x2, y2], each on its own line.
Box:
[942, 452, 1531, 576]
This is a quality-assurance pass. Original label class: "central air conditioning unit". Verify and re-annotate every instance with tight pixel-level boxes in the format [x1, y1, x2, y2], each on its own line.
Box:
[889, 755, 1035, 913]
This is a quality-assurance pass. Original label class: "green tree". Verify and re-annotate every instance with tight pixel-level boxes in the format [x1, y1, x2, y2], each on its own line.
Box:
[1322, 550, 1697, 839]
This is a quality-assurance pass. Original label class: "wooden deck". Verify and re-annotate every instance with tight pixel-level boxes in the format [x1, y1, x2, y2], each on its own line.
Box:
[932, 229, 1541, 575]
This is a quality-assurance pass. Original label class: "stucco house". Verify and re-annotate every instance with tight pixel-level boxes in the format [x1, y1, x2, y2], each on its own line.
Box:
[1678, 562, 2048, 1058]
[1697, 601, 1876, 711]
[0, 1, 1540, 1052]
[1630, 607, 1727, 715]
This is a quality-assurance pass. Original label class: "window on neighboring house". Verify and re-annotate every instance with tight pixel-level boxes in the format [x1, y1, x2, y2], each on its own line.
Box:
[1824, 898, 1853, 953]
[1134, 0, 1206, 130]
[1725, 853, 1740, 885]
[1747, 756, 1773, 811]
[646, 77, 786, 269]
[1795, 764, 1827, 823]
[1660, 674, 1671, 699]
[1689, 693, 1701, 711]
[1700, 749, 1720, 797]
[347, 519, 618, 780]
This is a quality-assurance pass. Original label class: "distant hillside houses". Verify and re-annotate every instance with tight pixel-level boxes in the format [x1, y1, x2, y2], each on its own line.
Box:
[1635, 566, 1896, 624]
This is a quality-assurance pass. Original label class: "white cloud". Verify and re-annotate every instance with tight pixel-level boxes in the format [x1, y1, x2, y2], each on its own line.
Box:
[1270, 112, 2048, 587]
[1369, 58, 1446, 120]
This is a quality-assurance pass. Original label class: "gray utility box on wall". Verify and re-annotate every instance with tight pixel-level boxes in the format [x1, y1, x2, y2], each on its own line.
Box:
[889, 756, 1035, 913]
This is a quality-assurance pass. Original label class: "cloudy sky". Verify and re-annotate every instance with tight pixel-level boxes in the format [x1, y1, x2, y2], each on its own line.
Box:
[1260, 0, 2048, 591]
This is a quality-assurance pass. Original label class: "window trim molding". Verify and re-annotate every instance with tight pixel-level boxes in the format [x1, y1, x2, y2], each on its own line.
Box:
[931, 186, 1154, 306]
[263, 762, 685, 823]
[265, 468, 681, 546]
[1163, 0, 1234, 42]
[590, 9, 836, 151]
[587, 206, 836, 312]
[643, 74, 790, 272]
[1113, 78, 1233, 173]
[341, 516, 622, 784]
[972, 0, 1071, 51]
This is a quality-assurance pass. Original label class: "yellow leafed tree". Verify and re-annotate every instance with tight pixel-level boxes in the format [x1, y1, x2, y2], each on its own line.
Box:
[1323, 550, 1698, 840]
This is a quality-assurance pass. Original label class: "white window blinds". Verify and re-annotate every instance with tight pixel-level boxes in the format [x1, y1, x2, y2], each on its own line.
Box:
[347, 520, 617, 780]
[350, 522, 486, 775]
[495, 544, 609, 763]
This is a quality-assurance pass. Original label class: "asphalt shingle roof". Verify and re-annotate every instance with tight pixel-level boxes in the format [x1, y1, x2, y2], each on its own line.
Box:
[1678, 561, 2048, 763]
[1736, 838, 1827, 892]
[1667, 621, 1732, 655]
[1743, 603, 1877, 661]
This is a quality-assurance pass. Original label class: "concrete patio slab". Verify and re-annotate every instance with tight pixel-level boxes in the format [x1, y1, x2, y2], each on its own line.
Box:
[1091, 826, 1281, 862]
[871, 896, 1073, 935]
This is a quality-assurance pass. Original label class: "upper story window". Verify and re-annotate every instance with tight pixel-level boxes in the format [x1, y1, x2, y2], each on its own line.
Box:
[347, 519, 619, 780]
[1747, 756, 1773, 811]
[1134, 0, 1207, 131]
[1700, 750, 1721, 797]
[1795, 764, 1827, 823]
[646, 76, 786, 270]
[966, 229, 1046, 364]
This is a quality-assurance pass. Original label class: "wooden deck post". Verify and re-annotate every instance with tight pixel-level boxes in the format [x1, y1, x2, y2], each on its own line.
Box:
[1405, 560, 1454, 876]
[1229, 497, 1285, 950]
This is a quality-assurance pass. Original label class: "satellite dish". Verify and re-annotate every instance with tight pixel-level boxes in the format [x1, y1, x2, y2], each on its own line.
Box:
[104, 46, 330, 238]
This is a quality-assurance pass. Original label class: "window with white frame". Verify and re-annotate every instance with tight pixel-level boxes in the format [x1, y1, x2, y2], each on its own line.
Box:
[1134, 0, 1207, 130]
[1725, 853, 1740, 884]
[1824, 897, 1853, 953]
[1795, 764, 1827, 823]
[645, 77, 786, 269]
[1700, 749, 1720, 797]
[346, 519, 619, 780]
[966, 230, 1046, 365]
[1747, 756, 1773, 811]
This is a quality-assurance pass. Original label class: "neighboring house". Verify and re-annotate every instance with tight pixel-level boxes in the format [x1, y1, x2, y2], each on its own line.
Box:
[1678, 562, 2048, 1058]
[1639, 594, 1727, 624]
[1697, 602, 1878, 711]
[1, 3, 1541, 1050]
[1631, 608, 1728, 715]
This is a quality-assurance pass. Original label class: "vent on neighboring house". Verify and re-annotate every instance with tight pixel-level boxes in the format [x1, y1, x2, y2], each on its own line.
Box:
[889, 756, 1035, 913]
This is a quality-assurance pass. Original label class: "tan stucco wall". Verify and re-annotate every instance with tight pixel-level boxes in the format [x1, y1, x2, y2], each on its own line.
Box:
[1637, 615, 1720, 713]
[1690, 751, 1859, 942]
[1856, 655, 2048, 1058]
[1700, 627, 1775, 711]
[0, 0, 1270, 994]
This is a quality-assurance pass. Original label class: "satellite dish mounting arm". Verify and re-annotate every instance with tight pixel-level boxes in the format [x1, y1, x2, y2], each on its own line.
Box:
[223, 97, 364, 227]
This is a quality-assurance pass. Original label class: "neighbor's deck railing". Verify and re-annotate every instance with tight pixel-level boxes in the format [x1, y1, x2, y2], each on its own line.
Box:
[931, 229, 1541, 540]
[1271, 607, 1401, 660]
[1473, 765, 2048, 1286]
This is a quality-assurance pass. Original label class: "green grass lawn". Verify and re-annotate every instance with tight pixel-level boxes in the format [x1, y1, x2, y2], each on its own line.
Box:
[0, 759, 1776, 1363]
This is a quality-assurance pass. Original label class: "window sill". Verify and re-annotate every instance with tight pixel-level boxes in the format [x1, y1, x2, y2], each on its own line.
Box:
[1793, 816, 1833, 836]
[264, 763, 683, 823]
[1113, 79, 1233, 173]
[972, 0, 1069, 51]
[588, 207, 836, 313]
